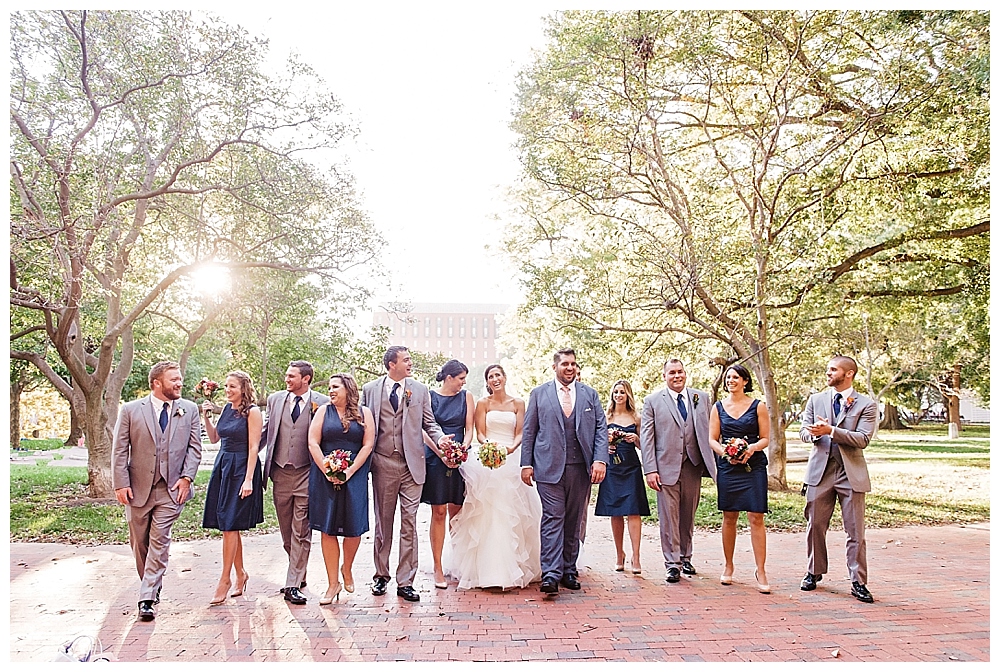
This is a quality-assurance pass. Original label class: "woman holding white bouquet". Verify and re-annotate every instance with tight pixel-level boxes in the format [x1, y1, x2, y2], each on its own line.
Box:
[447, 364, 542, 589]
[307, 373, 374, 605]
[708, 364, 771, 593]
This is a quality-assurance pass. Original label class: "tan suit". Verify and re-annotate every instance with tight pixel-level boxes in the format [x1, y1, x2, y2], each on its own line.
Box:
[361, 376, 443, 587]
[799, 388, 877, 584]
[640, 386, 715, 570]
[261, 389, 329, 590]
[112, 395, 202, 601]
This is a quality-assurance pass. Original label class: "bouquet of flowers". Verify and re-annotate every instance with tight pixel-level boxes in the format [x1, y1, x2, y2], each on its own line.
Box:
[723, 437, 752, 472]
[441, 440, 469, 477]
[194, 378, 220, 402]
[608, 428, 626, 464]
[323, 449, 354, 488]
[478, 440, 506, 470]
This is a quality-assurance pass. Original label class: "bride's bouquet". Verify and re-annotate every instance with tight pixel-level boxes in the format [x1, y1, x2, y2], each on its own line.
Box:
[478, 440, 506, 470]
[323, 449, 354, 487]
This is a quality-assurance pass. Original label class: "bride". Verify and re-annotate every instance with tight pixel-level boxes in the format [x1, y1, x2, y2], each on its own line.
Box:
[447, 364, 542, 589]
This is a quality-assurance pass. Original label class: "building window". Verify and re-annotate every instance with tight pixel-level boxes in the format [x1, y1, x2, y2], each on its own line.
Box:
[460, 317, 465, 338]
[483, 318, 489, 339]
[436, 317, 442, 337]
[424, 317, 430, 337]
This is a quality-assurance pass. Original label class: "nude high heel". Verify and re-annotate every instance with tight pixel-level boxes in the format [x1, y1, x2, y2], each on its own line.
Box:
[320, 583, 342, 605]
[231, 572, 249, 597]
[755, 570, 770, 594]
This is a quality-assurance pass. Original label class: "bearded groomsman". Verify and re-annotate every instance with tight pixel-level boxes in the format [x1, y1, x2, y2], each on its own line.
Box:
[261, 360, 329, 605]
[113, 362, 202, 622]
[362, 346, 448, 602]
[521, 348, 608, 595]
[799, 355, 878, 603]
[640, 359, 716, 584]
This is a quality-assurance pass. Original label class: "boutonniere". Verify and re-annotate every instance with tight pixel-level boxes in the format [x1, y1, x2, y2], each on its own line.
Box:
[692, 393, 700, 408]
[311, 401, 319, 414]
[404, 389, 413, 406]
[846, 396, 856, 411]
[174, 407, 186, 418]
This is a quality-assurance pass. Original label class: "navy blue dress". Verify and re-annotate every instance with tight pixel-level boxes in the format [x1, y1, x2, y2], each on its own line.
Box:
[309, 405, 370, 537]
[420, 390, 468, 506]
[202, 403, 264, 531]
[715, 399, 769, 513]
[595, 422, 650, 517]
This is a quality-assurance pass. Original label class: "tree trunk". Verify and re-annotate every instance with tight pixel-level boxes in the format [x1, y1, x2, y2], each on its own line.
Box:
[755, 356, 787, 491]
[84, 387, 115, 498]
[945, 365, 962, 434]
[65, 403, 84, 446]
[879, 402, 907, 430]
[10, 373, 25, 450]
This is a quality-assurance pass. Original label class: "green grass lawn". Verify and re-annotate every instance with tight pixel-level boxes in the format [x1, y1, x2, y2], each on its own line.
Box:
[9, 466, 280, 544]
[12, 438, 66, 452]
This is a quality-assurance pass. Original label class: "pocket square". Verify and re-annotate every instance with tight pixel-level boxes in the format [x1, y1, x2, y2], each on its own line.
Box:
[584, 407, 593, 412]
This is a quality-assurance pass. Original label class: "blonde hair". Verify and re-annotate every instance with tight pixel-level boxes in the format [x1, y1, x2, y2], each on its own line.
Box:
[606, 380, 640, 427]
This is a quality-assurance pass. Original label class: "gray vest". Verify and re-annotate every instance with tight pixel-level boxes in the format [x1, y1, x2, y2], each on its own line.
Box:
[273, 395, 311, 469]
[375, 381, 404, 456]
[828, 395, 844, 467]
[153, 400, 170, 485]
[679, 394, 701, 467]
[562, 404, 585, 465]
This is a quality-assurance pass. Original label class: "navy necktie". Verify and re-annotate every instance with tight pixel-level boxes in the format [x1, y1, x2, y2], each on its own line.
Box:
[833, 393, 842, 418]
[677, 393, 688, 421]
[291, 396, 302, 422]
[390, 383, 400, 412]
[159, 402, 169, 433]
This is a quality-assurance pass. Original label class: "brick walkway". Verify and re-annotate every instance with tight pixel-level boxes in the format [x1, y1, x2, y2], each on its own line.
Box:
[9, 513, 989, 662]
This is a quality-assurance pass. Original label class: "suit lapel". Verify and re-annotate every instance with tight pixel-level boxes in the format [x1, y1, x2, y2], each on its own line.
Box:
[663, 388, 683, 428]
[142, 397, 159, 442]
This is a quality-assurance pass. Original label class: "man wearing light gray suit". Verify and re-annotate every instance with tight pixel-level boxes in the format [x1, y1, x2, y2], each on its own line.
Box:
[799, 355, 878, 603]
[261, 360, 329, 605]
[521, 348, 608, 595]
[112, 361, 202, 622]
[640, 359, 716, 584]
[361, 346, 448, 602]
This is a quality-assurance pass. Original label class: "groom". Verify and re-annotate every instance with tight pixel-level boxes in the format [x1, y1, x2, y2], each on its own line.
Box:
[522, 348, 608, 595]
[362, 346, 448, 602]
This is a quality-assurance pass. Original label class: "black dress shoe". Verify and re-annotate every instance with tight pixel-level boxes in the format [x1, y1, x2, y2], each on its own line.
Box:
[283, 587, 307, 604]
[681, 561, 697, 575]
[540, 578, 559, 594]
[851, 582, 874, 603]
[800, 572, 823, 591]
[279, 581, 306, 595]
[560, 574, 581, 590]
[666, 567, 681, 583]
[137, 600, 155, 621]
[396, 586, 420, 602]
[372, 577, 388, 596]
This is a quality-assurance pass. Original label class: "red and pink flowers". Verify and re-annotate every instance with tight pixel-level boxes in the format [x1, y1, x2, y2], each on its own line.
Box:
[323, 449, 354, 488]
[723, 437, 752, 472]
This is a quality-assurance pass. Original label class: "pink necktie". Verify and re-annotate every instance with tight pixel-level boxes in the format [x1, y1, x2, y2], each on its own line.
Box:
[560, 385, 572, 417]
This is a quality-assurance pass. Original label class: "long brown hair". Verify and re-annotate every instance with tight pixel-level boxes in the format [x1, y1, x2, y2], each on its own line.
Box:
[226, 371, 257, 418]
[606, 379, 640, 427]
[330, 373, 364, 431]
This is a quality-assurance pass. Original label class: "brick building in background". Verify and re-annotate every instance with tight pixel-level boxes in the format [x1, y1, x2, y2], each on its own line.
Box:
[372, 303, 508, 367]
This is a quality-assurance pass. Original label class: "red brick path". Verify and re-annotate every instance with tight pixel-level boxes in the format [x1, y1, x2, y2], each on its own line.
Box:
[9, 514, 989, 662]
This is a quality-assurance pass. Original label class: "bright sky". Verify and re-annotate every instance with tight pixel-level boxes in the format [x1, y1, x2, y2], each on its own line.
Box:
[216, 4, 558, 316]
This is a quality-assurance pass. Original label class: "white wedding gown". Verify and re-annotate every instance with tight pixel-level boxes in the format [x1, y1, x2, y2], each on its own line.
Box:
[446, 410, 542, 589]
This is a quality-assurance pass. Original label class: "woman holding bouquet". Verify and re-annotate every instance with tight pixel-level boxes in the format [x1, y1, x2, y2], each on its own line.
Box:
[595, 380, 649, 574]
[307, 373, 375, 604]
[447, 364, 542, 589]
[708, 364, 771, 593]
[201, 371, 264, 605]
[421, 359, 475, 589]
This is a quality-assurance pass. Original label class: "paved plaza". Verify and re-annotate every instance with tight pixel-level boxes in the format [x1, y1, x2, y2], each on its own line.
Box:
[8, 507, 989, 662]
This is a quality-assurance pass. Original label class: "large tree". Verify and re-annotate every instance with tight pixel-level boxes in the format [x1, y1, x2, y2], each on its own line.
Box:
[509, 10, 989, 488]
[10, 11, 380, 496]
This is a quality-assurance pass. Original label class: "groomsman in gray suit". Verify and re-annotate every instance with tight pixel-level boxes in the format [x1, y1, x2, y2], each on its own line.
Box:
[361, 346, 448, 602]
[521, 348, 608, 595]
[640, 359, 716, 584]
[112, 361, 202, 622]
[799, 355, 878, 602]
[261, 360, 329, 605]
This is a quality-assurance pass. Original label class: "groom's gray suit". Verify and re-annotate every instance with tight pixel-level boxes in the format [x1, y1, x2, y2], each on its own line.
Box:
[521, 379, 608, 583]
[800, 387, 877, 584]
[640, 385, 716, 571]
[112, 394, 202, 602]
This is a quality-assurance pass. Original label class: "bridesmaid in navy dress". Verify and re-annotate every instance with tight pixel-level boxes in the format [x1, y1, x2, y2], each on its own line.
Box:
[307, 373, 374, 605]
[595, 380, 650, 574]
[420, 359, 475, 589]
[201, 370, 264, 606]
[709, 364, 771, 593]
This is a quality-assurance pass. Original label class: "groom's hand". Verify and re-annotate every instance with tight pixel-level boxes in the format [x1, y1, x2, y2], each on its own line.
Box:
[521, 466, 534, 487]
[590, 462, 606, 484]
